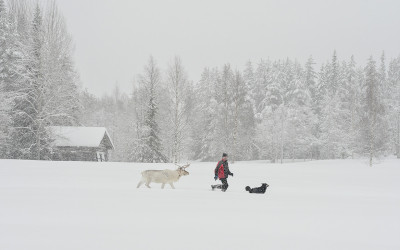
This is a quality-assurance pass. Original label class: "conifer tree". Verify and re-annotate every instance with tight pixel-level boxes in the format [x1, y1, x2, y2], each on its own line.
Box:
[139, 57, 167, 163]
[9, 5, 52, 160]
[361, 57, 387, 166]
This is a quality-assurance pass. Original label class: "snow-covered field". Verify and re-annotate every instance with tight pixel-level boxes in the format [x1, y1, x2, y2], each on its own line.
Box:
[0, 159, 399, 250]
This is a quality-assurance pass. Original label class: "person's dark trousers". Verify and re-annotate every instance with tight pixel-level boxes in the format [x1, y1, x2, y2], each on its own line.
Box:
[215, 178, 229, 191]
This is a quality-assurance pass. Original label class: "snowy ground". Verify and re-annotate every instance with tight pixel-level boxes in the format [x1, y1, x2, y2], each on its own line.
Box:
[0, 159, 399, 250]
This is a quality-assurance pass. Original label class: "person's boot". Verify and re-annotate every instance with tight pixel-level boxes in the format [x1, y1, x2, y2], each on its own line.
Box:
[212, 184, 222, 190]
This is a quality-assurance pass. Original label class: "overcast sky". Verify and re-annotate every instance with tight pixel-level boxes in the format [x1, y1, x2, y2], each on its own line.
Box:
[55, 0, 400, 96]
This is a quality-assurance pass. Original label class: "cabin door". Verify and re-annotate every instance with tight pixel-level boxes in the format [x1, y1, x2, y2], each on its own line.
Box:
[96, 152, 105, 162]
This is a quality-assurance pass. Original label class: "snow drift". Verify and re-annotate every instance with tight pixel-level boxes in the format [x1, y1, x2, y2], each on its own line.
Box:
[0, 159, 399, 250]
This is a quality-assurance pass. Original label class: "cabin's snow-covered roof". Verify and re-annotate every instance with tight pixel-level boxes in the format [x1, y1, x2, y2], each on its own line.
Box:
[48, 126, 115, 149]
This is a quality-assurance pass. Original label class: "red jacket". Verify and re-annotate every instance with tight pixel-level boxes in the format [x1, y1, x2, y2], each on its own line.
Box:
[214, 160, 232, 179]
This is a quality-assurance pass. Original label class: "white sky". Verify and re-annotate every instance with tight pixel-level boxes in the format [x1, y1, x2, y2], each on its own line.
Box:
[55, 0, 400, 96]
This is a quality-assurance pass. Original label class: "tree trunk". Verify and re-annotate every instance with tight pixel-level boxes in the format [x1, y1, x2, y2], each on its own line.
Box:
[369, 149, 373, 167]
[272, 127, 276, 163]
[369, 133, 373, 167]
[280, 113, 284, 164]
[397, 113, 400, 159]
[173, 100, 178, 164]
[36, 129, 41, 160]
[36, 93, 42, 160]
[292, 139, 295, 162]
[232, 102, 238, 163]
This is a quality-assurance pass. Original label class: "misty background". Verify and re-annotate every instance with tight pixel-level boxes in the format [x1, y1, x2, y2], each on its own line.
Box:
[1, 0, 400, 165]
[55, 0, 400, 96]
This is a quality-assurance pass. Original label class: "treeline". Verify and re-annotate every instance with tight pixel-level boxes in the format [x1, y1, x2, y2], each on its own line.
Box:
[1, 1, 399, 164]
[81, 53, 400, 165]
[0, 0, 80, 159]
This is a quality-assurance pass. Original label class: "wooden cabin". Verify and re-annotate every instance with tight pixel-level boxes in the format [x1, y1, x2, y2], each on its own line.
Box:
[48, 126, 115, 162]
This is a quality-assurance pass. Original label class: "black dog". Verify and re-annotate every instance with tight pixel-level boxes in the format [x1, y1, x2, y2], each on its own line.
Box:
[245, 183, 269, 194]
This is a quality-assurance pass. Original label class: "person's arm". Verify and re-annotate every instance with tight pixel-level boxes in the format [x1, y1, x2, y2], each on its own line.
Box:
[226, 162, 233, 176]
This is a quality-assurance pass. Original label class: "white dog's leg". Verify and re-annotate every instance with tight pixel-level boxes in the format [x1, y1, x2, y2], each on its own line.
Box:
[161, 183, 165, 189]
[145, 181, 151, 188]
[137, 181, 143, 188]
[169, 182, 175, 189]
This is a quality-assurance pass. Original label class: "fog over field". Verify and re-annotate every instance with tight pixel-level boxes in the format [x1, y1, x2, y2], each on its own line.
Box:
[54, 0, 400, 96]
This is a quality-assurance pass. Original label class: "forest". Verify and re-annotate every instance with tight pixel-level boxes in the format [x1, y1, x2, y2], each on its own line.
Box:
[1, 0, 399, 164]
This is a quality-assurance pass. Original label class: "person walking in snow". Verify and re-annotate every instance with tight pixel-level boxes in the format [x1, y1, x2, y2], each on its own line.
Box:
[212, 153, 233, 192]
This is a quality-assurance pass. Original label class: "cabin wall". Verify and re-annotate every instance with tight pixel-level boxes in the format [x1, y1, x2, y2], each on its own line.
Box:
[52, 146, 109, 162]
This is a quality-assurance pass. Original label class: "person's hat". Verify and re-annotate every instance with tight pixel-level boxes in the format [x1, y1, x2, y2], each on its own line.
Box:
[222, 153, 228, 157]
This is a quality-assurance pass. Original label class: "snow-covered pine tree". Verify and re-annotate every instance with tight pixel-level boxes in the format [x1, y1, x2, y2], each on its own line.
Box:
[235, 71, 257, 161]
[128, 78, 148, 162]
[0, 0, 22, 157]
[305, 56, 317, 109]
[9, 4, 52, 160]
[29, 4, 51, 160]
[253, 59, 271, 116]
[107, 84, 132, 162]
[360, 57, 387, 166]
[191, 68, 220, 161]
[240, 61, 258, 160]
[304, 56, 319, 159]
[319, 51, 351, 159]
[181, 78, 195, 160]
[279, 59, 294, 162]
[319, 91, 342, 159]
[219, 64, 234, 153]
[329, 50, 340, 93]
[4, 1, 80, 160]
[378, 52, 387, 97]
[387, 57, 400, 158]
[191, 68, 209, 160]
[334, 58, 356, 158]
[0, 0, 15, 156]
[313, 64, 329, 159]
[0, 0, 22, 93]
[243, 61, 256, 115]
[139, 56, 167, 163]
[345, 56, 364, 158]
[258, 60, 285, 162]
[288, 60, 315, 160]
[377, 51, 397, 158]
[231, 71, 244, 161]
